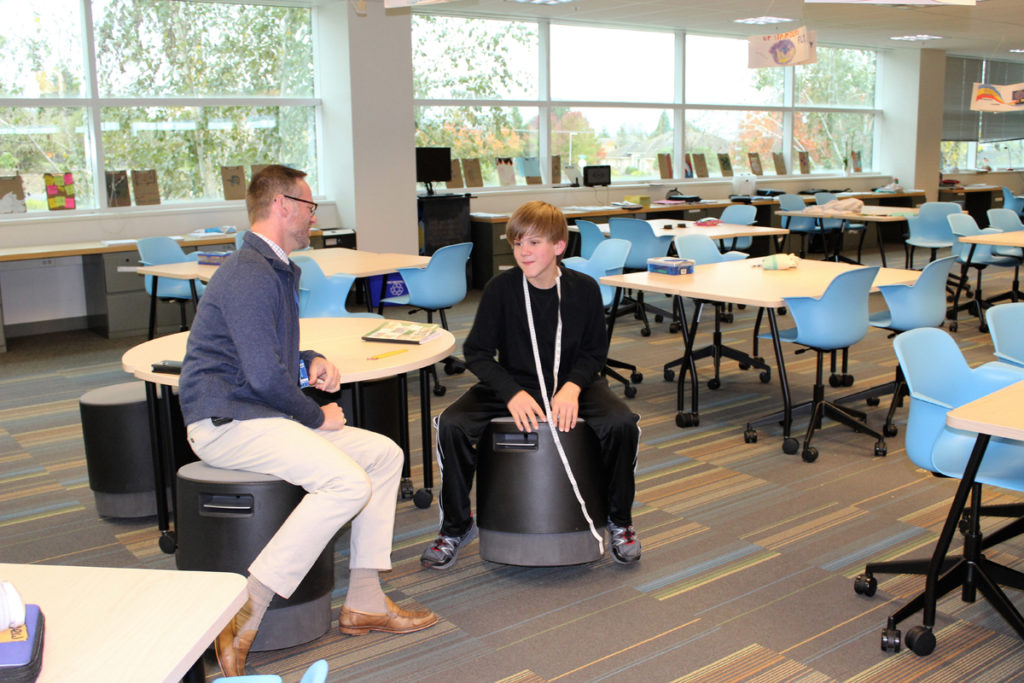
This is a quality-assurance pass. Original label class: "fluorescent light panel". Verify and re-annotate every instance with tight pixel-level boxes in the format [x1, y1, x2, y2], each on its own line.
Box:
[890, 34, 944, 42]
[734, 16, 794, 25]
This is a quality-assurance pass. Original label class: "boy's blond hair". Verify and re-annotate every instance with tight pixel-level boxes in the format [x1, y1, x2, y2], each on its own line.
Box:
[505, 200, 568, 247]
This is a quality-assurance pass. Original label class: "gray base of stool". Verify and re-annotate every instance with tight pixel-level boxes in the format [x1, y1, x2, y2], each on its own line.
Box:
[479, 527, 606, 567]
[93, 490, 158, 518]
[250, 592, 332, 652]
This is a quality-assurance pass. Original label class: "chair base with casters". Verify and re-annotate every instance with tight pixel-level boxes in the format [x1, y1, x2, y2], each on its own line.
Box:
[476, 418, 608, 566]
[948, 259, 1021, 334]
[175, 462, 334, 652]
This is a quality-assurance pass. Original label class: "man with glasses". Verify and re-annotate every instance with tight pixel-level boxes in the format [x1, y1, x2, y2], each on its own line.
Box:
[179, 165, 438, 677]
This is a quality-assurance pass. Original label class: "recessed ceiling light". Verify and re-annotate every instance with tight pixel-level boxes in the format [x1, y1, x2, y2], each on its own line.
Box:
[1010, 48, 1024, 53]
[890, 34, 943, 42]
[734, 16, 795, 25]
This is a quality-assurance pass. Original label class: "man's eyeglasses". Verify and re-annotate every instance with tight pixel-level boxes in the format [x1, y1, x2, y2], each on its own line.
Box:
[282, 194, 318, 216]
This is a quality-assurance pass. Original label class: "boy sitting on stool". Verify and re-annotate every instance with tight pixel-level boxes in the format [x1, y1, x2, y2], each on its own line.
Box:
[421, 200, 641, 569]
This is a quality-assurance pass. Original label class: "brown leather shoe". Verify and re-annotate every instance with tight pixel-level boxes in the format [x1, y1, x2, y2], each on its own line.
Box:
[339, 596, 439, 636]
[214, 617, 257, 677]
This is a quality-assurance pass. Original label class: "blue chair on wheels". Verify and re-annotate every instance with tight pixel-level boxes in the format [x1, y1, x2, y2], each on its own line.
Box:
[1001, 186, 1024, 218]
[608, 217, 673, 337]
[853, 327, 1024, 656]
[760, 266, 886, 462]
[904, 202, 961, 269]
[136, 236, 206, 339]
[381, 241, 473, 396]
[948, 212, 1021, 332]
[986, 302, 1024, 368]
[563, 238, 641, 398]
[717, 204, 757, 252]
[778, 193, 820, 258]
[815, 191, 867, 263]
[840, 256, 955, 437]
[291, 254, 382, 319]
[575, 219, 605, 260]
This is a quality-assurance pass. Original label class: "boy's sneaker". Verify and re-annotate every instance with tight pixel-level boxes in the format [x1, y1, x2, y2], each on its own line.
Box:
[608, 521, 641, 564]
[421, 520, 478, 570]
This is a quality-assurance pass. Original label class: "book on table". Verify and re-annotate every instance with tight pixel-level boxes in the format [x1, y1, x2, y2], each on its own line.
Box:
[362, 320, 443, 344]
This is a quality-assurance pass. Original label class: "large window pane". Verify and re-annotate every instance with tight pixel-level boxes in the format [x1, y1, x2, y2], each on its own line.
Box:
[101, 105, 318, 201]
[551, 107, 672, 181]
[415, 106, 539, 187]
[686, 110, 783, 177]
[0, 0, 85, 97]
[795, 47, 876, 107]
[93, 0, 313, 97]
[551, 26, 674, 103]
[686, 35, 783, 106]
[0, 107, 92, 210]
[412, 16, 538, 101]
[794, 111, 874, 173]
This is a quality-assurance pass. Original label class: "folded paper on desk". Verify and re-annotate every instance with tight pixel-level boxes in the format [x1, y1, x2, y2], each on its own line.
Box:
[362, 319, 442, 344]
[759, 254, 800, 270]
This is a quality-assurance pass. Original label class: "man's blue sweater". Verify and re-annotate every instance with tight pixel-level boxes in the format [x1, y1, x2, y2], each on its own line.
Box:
[179, 232, 324, 429]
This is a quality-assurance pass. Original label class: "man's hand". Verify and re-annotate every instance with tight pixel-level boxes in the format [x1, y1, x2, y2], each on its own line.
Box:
[550, 382, 581, 432]
[308, 356, 340, 393]
[320, 402, 346, 430]
[507, 390, 546, 433]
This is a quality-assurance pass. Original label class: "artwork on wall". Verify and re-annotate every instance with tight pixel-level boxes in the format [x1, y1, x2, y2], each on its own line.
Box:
[0, 175, 26, 214]
[798, 151, 811, 174]
[748, 153, 763, 176]
[447, 159, 464, 188]
[105, 170, 131, 207]
[44, 172, 75, 211]
[717, 153, 733, 177]
[658, 153, 673, 179]
[461, 158, 483, 187]
[132, 169, 161, 205]
[496, 157, 515, 186]
[688, 153, 708, 178]
[550, 155, 561, 185]
[221, 166, 247, 200]
[772, 152, 787, 175]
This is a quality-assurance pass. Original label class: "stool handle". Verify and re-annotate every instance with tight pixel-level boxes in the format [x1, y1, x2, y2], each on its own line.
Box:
[200, 493, 254, 516]
[493, 432, 538, 451]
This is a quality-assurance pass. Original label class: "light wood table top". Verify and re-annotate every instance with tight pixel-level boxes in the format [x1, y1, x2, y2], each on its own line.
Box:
[470, 199, 737, 224]
[946, 380, 1024, 440]
[601, 258, 919, 308]
[777, 205, 920, 222]
[957, 231, 1024, 248]
[587, 218, 788, 240]
[123, 317, 456, 386]
[300, 248, 429, 278]
[0, 562, 246, 683]
[135, 261, 218, 281]
[939, 184, 1002, 194]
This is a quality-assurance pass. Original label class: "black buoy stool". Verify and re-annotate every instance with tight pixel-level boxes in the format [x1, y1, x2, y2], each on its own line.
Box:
[175, 461, 334, 651]
[79, 381, 158, 518]
[477, 417, 608, 566]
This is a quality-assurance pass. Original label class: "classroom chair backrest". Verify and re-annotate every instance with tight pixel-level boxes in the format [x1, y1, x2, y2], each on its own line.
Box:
[136, 236, 202, 300]
[948, 212, 1004, 262]
[1001, 186, 1024, 216]
[719, 204, 756, 226]
[987, 208, 1024, 232]
[986, 302, 1024, 368]
[397, 241, 473, 310]
[783, 266, 879, 350]
[234, 229, 249, 250]
[778, 193, 816, 232]
[873, 256, 955, 333]
[910, 202, 961, 245]
[814, 192, 844, 229]
[608, 217, 671, 269]
[673, 233, 745, 266]
[564, 238, 631, 308]
[575, 219, 605, 260]
[291, 254, 379, 319]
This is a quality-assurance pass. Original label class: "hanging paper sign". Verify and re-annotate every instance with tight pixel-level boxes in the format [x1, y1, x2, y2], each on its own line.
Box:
[970, 82, 1024, 112]
[749, 27, 817, 68]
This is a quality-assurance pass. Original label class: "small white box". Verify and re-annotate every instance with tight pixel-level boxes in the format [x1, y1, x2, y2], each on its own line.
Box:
[647, 257, 694, 275]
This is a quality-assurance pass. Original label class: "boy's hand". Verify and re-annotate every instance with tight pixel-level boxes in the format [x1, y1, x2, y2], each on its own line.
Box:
[308, 356, 340, 393]
[507, 390, 545, 432]
[550, 382, 581, 432]
[320, 402, 346, 430]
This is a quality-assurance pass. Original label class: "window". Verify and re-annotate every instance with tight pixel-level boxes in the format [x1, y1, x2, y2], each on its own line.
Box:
[686, 35, 784, 106]
[794, 111, 874, 173]
[686, 110, 783, 177]
[0, 0, 317, 214]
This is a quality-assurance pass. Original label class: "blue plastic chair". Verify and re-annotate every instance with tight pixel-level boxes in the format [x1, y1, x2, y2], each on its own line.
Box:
[1001, 186, 1024, 218]
[564, 238, 641, 398]
[855, 327, 1024, 653]
[948, 212, 1021, 332]
[815, 191, 867, 263]
[234, 229, 249, 250]
[381, 241, 473, 396]
[291, 254, 382, 319]
[903, 202, 961, 269]
[575, 219, 605, 260]
[773, 266, 886, 462]
[136, 236, 206, 339]
[778, 193, 820, 258]
[986, 302, 1024, 368]
[718, 204, 757, 251]
[213, 658, 328, 683]
[987, 207, 1024, 233]
[608, 217, 673, 337]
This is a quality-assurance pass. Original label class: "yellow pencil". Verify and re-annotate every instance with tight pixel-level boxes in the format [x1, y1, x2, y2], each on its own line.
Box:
[367, 348, 409, 361]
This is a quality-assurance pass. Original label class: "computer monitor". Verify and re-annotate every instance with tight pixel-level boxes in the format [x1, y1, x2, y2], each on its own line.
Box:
[415, 147, 452, 195]
[583, 165, 611, 187]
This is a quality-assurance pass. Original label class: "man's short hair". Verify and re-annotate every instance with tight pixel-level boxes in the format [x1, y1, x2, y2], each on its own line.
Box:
[505, 200, 568, 246]
[246, 165, 307, 224]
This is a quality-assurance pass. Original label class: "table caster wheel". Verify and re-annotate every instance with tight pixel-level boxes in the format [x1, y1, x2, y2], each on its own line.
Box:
[707, 378, 721, 390]
[759, 370, 771, 384]
[783, 438, 799, 455]
[669, 322, 681, 333]
[802, 446, 819, 462]
[854, 574, 877, 597]
[829, 374, 843, 388]
[881, 628, 901, 653]
[664, 368, 675, 382]
[400, 478, 414, 500]
[866, 396, 880, 406]
[624, 384, 637, 398]
[874, 441, 887, 457]
[843, 374, 854, 387]
[641, 327, 651, 337]
[433, 384, 447, 397]
[654, 314, 664, 323]
[904, 625, 935, 656]
[949, 322, 958, 333]
[884, 423, 898, 437]
[631, 371, 643, 384]
[744, 427, 757, 444]
[413, 488, 433, 509]
[159, 531, 177, 555]
[676, 412, 699, 428]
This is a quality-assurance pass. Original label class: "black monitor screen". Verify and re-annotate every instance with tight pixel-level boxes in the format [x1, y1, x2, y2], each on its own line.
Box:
[415, 147, 452, 183]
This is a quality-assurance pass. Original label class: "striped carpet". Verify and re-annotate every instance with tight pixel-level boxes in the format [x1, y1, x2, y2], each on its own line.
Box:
[3, 250, 1024, 681]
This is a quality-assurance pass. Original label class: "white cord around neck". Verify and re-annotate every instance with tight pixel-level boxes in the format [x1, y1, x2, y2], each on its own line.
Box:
[522, 271, 604, 554]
